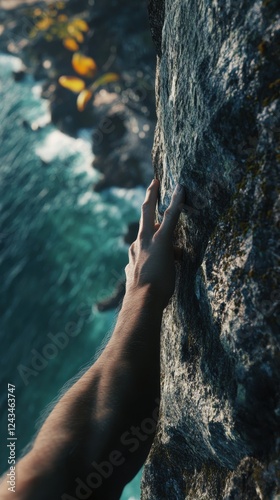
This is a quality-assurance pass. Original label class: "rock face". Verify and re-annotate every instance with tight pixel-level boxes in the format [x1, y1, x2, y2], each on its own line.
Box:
[142, 0, 280, 498]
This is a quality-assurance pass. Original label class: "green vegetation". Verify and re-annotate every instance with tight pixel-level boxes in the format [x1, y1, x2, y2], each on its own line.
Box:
[29, 1, 119, 111]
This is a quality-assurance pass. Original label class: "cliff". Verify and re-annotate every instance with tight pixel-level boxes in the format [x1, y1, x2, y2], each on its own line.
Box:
[142, 0, 280, 498]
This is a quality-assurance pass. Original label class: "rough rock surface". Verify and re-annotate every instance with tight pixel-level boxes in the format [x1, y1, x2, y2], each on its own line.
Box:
[142, 0, 280, 498]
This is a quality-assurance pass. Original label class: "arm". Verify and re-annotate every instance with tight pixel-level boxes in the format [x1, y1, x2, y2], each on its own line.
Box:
[0, 180, 184, 500]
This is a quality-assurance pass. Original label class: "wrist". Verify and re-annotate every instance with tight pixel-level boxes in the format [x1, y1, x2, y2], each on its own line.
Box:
[105, 283, 163, 371]
[111, 284, 164, 347]
[123, 283, 165, 313]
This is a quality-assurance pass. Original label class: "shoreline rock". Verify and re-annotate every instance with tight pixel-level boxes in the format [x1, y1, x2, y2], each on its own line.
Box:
[0, 0, 156, 190]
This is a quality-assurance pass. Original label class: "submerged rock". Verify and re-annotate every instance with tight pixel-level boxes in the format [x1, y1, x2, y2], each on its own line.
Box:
[0, 0, 156, 189]
[96, 281, 125, 312]
[12, 68, 27, 81]
[142, 0, 280, 498]
[124, 221, 139, 245]
[91, 93, 154, 190]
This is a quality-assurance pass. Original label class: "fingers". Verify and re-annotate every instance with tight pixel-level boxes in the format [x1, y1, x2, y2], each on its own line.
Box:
[128, 242, 135, 261]
[158, 184, 185, 239]
[138, 179, 160, 240]
[154, 222, 161, 233]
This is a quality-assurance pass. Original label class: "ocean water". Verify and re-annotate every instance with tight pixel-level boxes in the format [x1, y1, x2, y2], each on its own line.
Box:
[0, 53, 144, 499]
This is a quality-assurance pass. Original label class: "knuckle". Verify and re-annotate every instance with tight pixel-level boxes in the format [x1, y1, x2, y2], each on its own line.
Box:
[153, 231, 164, 244]
[138, 229, 146, 240]
[164, 207, 173, 218]
[141, 201, 150, 211]
[129, 243, 135, 256]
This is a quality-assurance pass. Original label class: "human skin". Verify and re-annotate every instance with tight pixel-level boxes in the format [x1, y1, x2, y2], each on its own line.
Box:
[0, 179, 185, 500]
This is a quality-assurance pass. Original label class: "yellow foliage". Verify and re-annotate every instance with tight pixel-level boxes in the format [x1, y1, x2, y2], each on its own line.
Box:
[91, 73, 119, 91]
[63, 37, 79, 51]
[58, 76, 86, 93]
[77, 89, 93, 111]
[67, 24, 84, 43]
[58, 14, 68, 23]
[72, 53, 97, 78]
[71, 19, 89, 32]
[33, 8, 42, 17]
[36, 17, 53, 31]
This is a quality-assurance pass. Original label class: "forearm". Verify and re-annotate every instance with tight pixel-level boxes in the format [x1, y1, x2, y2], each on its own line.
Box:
[85, 286, 163, 492]
[77, 286, 162, 469]
[109, 284, 162, 368]
[0, 179, 184, 500]
[101, 286, 162, 440]
[4, 287, 162, 499]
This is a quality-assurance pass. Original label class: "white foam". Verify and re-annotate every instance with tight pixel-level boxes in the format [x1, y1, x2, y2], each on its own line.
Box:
[109, 186, 145, 210]
[30, 104, 51, 130]
[77, 191, 93, 206]
[36, 128, 97, 179]
[0, 53, 23, 72]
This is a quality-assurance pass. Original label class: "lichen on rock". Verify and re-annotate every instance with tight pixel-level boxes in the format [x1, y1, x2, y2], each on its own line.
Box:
[142, 0, 280, 498]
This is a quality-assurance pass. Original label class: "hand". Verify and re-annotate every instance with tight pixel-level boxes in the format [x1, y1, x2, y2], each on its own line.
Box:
[125, 179, 185, 308]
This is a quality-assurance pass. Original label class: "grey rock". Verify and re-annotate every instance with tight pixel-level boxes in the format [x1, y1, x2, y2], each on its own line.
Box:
[142, 0, 280, 498]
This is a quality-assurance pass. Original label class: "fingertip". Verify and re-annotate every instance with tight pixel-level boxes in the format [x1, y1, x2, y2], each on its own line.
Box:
[170, 184, 185, 209]
[147, 178, 159, 192]
[174, 183, 185, 199]
[179, 202, 185, 211]
[175, 183, 183, 192]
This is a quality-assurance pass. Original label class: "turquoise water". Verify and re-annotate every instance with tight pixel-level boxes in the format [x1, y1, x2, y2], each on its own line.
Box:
[0, 54, 143, 499]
